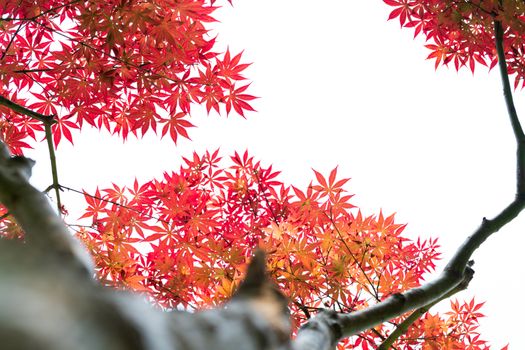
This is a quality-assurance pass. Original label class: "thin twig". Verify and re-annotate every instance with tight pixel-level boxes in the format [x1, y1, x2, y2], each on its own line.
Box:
[31, 16, 192, 87]
[0, 0, 82, 22]
[44, 122, 61, 214]
[0, 22, 24, 60]
[60, 184, 170, 225]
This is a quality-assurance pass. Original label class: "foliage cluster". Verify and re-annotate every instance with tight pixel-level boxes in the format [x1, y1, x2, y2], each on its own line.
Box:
[0, 0, 516, 348]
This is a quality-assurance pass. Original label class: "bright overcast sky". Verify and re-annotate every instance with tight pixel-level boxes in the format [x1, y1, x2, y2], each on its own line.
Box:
[26, 1, 523, 348]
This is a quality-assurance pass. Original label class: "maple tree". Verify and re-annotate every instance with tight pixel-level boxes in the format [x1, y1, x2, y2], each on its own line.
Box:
[0, 0, 523, 349]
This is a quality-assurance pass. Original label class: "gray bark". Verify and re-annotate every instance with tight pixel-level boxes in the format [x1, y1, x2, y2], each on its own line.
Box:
[0, 143, 293, 350]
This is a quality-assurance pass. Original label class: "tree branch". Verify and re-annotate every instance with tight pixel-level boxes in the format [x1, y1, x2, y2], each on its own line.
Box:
[494, 20, 525, 195]
[44, 122, 62, 213]
[292, 19, 525, 350]
[0, 95, 55, 125]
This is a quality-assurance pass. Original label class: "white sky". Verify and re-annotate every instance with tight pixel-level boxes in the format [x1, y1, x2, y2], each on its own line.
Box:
[25, 1, 523, 348]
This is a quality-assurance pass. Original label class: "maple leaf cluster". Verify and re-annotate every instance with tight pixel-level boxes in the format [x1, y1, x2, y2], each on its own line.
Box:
[69, 149, 494, 349]
[386, 297, 496, 350]
[0, 0, 509, 348]
[385, 0, 525, 87]
[0, 0, 254, 147]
